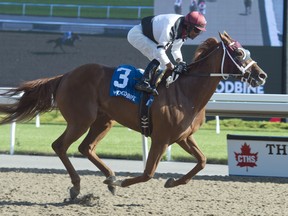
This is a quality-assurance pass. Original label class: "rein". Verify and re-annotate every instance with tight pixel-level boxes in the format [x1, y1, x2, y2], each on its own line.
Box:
[186, 41, 256, 79]
[165, 40, 256, 87]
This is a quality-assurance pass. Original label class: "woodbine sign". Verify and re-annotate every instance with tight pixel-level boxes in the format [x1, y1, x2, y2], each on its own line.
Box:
[216, 81, 265, 94]
[227, 135, 288, 177]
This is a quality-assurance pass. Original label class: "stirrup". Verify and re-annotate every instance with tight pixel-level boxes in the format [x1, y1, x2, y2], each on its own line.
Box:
[151, 88, 158, 96]
[135, 82, 154, 94]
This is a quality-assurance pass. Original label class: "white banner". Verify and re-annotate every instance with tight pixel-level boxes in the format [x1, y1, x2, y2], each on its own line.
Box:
[227, 135, 288, 177]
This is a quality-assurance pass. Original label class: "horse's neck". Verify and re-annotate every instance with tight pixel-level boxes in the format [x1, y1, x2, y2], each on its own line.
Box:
[175, 56, 222, 111]
[187, 45, 223, 106]
[179, 77, 220, 109]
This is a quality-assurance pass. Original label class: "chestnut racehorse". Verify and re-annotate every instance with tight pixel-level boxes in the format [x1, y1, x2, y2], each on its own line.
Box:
[0, 32, 267, 199]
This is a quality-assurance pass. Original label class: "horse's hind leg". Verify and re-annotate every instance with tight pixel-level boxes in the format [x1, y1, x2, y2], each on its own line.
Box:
[78, 112, 117, 193]
[52, 123, 90, 199]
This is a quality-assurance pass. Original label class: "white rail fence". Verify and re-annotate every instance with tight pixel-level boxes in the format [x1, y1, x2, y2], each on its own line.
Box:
[0, 2, 152, 19]
[207, 93, 288, 118]
[1, 88, 288, 166]
[0, 88, 39, 155]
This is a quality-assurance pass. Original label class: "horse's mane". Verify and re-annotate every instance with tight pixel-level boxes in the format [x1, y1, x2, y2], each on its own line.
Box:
[192, 37, 219, 62]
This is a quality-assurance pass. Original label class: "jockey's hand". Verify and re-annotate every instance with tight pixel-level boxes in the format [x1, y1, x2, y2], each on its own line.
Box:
[174, 61, 188, 74]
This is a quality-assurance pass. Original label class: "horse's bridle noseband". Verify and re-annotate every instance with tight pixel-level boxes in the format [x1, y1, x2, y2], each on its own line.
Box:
[221, 41, 256, 81]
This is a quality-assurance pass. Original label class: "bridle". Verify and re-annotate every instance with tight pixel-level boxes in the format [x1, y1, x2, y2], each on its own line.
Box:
[188, 41, 256, 79]
[220, 41, 256, 82]
[166, 40, 257, 87]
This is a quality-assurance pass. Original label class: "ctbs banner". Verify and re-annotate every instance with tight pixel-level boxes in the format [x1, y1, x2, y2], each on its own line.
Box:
[227, 134, 288, 177]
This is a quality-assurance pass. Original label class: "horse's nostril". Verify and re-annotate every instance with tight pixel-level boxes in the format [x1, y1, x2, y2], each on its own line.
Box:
[259, 73, 267, 80]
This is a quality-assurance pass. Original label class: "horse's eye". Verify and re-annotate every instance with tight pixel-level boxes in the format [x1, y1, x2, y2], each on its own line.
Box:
[236, 48, 250, 61]
[236, 49, 244, 57]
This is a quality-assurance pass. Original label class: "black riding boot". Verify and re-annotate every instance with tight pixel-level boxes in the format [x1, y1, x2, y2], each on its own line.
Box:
[135, 59, 160, 94]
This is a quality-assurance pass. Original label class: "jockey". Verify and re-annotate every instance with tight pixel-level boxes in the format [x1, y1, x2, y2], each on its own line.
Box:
[127, 11, 207, 94]
[63, 31, 72, 42]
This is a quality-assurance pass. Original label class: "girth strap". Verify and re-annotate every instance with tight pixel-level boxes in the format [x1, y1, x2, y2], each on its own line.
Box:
[139, 93, 153, 137]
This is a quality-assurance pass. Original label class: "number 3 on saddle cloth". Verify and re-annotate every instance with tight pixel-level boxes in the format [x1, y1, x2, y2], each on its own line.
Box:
[110, 64, 158, 137]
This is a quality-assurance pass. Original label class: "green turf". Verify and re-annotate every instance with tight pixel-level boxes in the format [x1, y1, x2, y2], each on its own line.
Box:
[0, 0, 154, 19]
[1, 113, 287, 165]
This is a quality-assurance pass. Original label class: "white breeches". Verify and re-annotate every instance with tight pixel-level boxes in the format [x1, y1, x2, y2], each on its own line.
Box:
[127, 24, 166, 69]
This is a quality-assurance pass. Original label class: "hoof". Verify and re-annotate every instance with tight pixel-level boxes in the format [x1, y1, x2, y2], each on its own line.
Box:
[69, 186, 80, 200]
[104, 176, 118, 194]
[104, 176, 117, 195]
[103, 176, 116, 185]
[164, 178, 175, 188]
[103, 176, 122, 188]
[108, 185, 117, 195]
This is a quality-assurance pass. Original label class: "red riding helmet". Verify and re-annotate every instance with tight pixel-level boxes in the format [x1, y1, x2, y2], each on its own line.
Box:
[184, 11, 207, 32]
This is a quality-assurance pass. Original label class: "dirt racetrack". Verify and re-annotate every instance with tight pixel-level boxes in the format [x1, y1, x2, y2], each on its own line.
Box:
[0, 168, 287, 216]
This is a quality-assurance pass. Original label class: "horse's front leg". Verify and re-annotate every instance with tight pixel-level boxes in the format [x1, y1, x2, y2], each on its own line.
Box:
[104, 141, 168, 187]
[165, 135, 206, 188]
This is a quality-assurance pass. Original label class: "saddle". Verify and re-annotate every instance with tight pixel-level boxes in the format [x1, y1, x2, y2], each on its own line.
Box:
[110, 65, 178, 137]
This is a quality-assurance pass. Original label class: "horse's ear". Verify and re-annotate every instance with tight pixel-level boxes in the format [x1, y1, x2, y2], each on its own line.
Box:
[223, 31, 233, 40]
[219, 32, 224, 40]
[219, 32, 228, 44]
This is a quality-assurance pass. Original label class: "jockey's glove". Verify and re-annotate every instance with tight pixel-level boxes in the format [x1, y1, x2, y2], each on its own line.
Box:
[174, 61, 188, 74]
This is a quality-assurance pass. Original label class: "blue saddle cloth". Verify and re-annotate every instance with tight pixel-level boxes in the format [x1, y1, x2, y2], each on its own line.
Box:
[110, 65, 144, 104]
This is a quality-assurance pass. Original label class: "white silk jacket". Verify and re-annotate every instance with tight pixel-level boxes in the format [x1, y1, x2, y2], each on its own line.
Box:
[127, 14, 186, 69]
[152, 14, 185, 65]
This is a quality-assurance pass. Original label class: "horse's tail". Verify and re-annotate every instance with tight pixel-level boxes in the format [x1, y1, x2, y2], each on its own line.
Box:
[0, 75, 63, 124]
